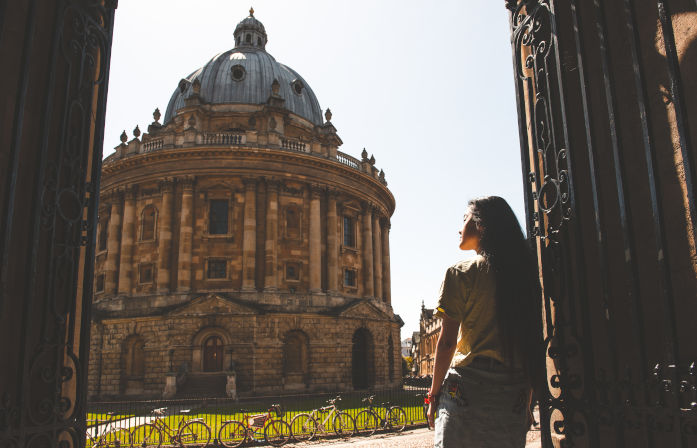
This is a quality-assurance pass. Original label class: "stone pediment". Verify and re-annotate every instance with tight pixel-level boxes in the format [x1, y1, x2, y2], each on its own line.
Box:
[168, 294, 257, 317]
[339, 300, 392, 321]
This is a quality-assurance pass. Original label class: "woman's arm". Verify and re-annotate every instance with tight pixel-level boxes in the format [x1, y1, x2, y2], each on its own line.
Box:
[427, 313, 460, 428]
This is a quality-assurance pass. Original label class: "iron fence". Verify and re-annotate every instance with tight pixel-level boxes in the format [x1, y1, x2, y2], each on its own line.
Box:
[85, 386, 428, 445]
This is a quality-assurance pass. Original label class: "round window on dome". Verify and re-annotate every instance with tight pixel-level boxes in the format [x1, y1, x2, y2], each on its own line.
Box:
[292, 79, 304, 95]
[231, 64, 246, 82]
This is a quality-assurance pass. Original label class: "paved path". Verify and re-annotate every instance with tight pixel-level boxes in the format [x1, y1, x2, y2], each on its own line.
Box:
[291, 426, 543, 448]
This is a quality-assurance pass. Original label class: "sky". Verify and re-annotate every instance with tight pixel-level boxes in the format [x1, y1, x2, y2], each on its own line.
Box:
[103, 0, 525, 338]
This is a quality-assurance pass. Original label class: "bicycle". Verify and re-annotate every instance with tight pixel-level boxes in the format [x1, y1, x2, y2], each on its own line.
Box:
[131, 407, 211, 448]
[354, 395, 407, 436]
[86, 411, 132, 448]
[217, 404, 291, 447]
[289, 396, 355, 441]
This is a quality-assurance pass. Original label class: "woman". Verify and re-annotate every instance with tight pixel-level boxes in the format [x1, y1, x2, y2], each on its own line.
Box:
[427, 196, 544, 447]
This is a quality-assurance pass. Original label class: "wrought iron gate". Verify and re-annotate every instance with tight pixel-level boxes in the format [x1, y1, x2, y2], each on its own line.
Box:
[0, 2, 116, 448]
[507, 0, 697, 446]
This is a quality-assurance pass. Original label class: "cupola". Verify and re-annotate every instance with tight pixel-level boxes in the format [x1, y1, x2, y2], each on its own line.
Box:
[233, 7, 267, 50]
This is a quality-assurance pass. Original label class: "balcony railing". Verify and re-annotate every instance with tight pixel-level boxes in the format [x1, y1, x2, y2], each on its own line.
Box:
[143, 139, 164, 152]
[281, 139, 308, 152]
[336, 151, 360, 169]
[203, 132, 243, 145]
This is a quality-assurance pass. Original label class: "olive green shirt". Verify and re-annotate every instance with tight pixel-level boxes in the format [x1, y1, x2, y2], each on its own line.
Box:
[434, 255, 504, 368]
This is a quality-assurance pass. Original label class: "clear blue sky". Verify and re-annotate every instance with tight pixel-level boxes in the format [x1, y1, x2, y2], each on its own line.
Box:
[104, 0, 525, 339]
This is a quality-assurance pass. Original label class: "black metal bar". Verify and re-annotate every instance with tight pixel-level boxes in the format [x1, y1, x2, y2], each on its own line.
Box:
[0, 0, 37, 321]
[656, 0, 697, 249]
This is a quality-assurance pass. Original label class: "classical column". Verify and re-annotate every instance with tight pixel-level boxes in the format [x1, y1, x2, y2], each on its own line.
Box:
[117, 186, 137, 295]
[382, 220, 392, 305]
[372, 210, 383, 301]
[309, 186, 323, 293]
[264, 179, 279, 291]
[105, 191, 123, 295]
[177, 177, 195, 292]
[326, 191, 339, 292]
[157, 179, 174, 293]
[242, 178, 257, 291]
[361, 203, 374, 297]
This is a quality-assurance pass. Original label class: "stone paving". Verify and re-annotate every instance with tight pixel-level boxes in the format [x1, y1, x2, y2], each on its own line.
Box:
[292, 426, 543, 447]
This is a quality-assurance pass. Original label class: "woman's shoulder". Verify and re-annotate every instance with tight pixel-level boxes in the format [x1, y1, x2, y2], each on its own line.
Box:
[450, 254, 489, 276]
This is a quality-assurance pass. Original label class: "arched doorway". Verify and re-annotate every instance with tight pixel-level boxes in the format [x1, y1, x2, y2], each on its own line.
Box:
[203, 336, 223, 372]
[352, 328, 374, 389]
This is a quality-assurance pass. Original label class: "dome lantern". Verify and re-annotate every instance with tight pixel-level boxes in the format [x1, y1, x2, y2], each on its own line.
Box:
[234, 7, 268, 50]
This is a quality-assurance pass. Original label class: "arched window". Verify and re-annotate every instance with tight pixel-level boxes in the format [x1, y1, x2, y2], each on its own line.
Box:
[284, 206, 301, 239]
[141, 206, 157, 241]
[283, 330, 308, 376]
[203, 336, 223, 372]
[352, 328, 374, 389]
[245, 33, 251, 43]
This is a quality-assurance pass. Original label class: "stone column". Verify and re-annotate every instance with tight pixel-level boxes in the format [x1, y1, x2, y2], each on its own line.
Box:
[264, 180, 279, 292]
[105, 191, 123, 295]
[177, 177, 195, 292]
[382, 220, 392, 305]
[361, 203, 374, 297]
[326, 191, 338, 292]
[157, 179, 174, 293]
[242, 178, 257, 291]
[372, 210, 383, 301]
[309, 186, 322, 293]
[117, 186, 137, 295]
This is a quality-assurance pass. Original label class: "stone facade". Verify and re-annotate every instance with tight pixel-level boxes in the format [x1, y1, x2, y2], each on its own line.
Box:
[414, 302, 440, 376]
[88, 10, 401, 400]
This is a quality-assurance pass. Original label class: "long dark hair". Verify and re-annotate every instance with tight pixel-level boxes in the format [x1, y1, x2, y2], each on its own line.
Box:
[468, 196, 544, 387]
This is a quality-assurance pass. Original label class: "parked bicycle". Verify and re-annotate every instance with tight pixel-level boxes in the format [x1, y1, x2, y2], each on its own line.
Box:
[217, 404, 290, 447]
[354, 395, 407, 436]
[86, 411, 132, 448]
[289, 395, 355, 441]
[130, 407, 211, 448]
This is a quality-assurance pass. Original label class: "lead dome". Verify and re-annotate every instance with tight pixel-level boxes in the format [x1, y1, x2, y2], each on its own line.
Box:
[164, 9, 323, 126]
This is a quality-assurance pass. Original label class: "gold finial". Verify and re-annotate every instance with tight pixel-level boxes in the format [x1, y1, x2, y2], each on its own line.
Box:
[249, 7, 254, 16]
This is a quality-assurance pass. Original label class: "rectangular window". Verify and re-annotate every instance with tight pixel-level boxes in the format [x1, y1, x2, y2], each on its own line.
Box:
[98, 220, 108, 251]
[343, 216, 355, 247]
[207, 259, 227, 279]
[139, 264, 154, 284]
[344, 269, 356, 287]
[209, 199, 229, 235]
[96, 273, 105, 292]
[285, 263, 300, 281]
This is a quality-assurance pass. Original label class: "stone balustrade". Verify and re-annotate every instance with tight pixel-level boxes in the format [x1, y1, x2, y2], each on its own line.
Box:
[281, 138, 308, 152]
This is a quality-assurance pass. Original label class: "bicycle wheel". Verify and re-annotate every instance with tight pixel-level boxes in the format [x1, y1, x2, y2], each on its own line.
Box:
[353, 410, 378, 436]
[178, 420, 211, 448]
[332, 411, 355, 438]
[217, 421, 246, 448]
[86, 431, 96, 448]
[289, 413, 317, 442]
[263, 419, 291, 447]
[131, 423, 162, 448]
[104, 427, 132, 448]
[387, 407, 407, 432]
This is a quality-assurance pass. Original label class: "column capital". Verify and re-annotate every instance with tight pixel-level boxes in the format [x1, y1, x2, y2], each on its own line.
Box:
[309, 184, 324, 199]
[361, 201, 374, 213]
[159, 178, 175, 193]
[124, 184, 138, 200]
[180, 175, 196, 191]
[242, 177, 258, 190]
[265, 178, 280, 192]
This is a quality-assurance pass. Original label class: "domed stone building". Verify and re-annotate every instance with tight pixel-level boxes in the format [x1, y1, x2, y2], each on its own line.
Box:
[87, 10, 400, 400]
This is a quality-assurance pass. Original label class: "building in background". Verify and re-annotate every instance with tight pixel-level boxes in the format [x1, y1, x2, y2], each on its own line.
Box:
[88, 10, 402, 399]
[414, 301, 441, 376]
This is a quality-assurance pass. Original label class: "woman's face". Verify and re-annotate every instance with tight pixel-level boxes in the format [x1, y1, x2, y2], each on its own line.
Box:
[459, 210, 481, 251]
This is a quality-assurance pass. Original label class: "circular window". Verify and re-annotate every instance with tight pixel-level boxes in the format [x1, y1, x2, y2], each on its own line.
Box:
[292, 79, 304, 95]
[230, 64, 246, 82]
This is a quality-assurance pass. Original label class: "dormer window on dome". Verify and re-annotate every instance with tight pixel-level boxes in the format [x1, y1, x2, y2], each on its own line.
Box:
[233, 8, 268, 50]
